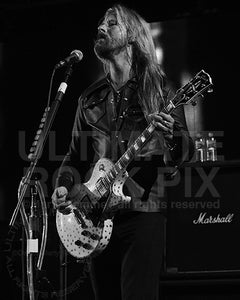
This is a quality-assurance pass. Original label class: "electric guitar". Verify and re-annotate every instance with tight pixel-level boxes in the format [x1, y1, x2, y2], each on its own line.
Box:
[56, 70, 213, 259]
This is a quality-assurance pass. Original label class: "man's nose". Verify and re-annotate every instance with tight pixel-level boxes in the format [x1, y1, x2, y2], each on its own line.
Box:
[98, 23, 107, 33]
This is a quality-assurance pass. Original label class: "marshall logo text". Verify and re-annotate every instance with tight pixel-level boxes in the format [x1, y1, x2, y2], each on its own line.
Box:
[193, 212, 234, 224]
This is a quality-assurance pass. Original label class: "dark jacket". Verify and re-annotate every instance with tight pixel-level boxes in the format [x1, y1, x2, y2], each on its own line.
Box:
[56, 75, 194, 212]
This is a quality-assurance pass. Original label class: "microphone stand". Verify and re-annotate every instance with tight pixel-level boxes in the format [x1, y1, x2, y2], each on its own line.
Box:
[9, 63, 74, 300]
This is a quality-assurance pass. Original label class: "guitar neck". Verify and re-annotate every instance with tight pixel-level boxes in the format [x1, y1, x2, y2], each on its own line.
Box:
[110, 103, 176, 180]
[115, 121, 156, 172]
[98, 69, 213, 191]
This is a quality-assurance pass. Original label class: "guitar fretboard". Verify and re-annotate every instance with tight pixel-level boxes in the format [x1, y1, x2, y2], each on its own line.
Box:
[97, 103, 177, 192]
[115, 122, 156, 172]
[111, 103, 177, 177]
[95, 121, 157, 195]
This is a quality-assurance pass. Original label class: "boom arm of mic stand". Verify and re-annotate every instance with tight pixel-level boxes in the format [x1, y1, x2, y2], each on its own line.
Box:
[9, 64, 74, 227]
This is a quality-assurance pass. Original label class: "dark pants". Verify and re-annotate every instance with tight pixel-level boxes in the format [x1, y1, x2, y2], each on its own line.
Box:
[89, 211, 166, 300]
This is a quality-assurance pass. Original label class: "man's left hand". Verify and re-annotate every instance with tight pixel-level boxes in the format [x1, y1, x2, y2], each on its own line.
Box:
[149, 112, 174, 142]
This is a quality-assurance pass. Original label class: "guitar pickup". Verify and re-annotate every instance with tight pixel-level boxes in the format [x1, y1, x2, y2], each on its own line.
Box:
[73, 209, 87, 228]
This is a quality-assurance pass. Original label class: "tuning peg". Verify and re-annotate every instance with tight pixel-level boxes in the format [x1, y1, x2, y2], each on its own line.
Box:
[207, 87, 213, 93]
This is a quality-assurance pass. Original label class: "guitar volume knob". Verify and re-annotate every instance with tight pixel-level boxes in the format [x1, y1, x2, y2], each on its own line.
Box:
[75, 240, 83, 247]
[82, 243, 93, 250]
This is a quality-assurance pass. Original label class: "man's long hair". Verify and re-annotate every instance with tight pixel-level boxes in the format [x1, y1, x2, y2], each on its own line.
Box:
[102, 3, 166, 116]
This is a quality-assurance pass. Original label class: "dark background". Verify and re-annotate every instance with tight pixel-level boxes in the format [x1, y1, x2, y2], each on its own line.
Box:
[0, 1, 240, 299]
[0, 0, 239, 221]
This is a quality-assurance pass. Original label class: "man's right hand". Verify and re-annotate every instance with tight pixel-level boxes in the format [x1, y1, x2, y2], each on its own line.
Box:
[51, 186, 71, 210]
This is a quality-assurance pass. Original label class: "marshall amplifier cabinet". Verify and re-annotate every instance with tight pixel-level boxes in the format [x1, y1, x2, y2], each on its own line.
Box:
[165, 160, 240, 275]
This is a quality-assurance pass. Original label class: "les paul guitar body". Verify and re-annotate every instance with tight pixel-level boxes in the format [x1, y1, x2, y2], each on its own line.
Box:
[56, 70, 213, 259]
[56, 158, 131, 259]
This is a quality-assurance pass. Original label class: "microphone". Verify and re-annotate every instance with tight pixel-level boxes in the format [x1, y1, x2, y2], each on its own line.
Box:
[55, 49, 83, 69]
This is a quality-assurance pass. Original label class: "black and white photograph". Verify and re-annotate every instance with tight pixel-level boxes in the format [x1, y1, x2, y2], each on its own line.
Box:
[0, 1, 240, 299]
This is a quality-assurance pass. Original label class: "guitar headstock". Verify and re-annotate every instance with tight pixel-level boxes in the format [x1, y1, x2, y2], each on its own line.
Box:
[169, 70, 213, 111]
